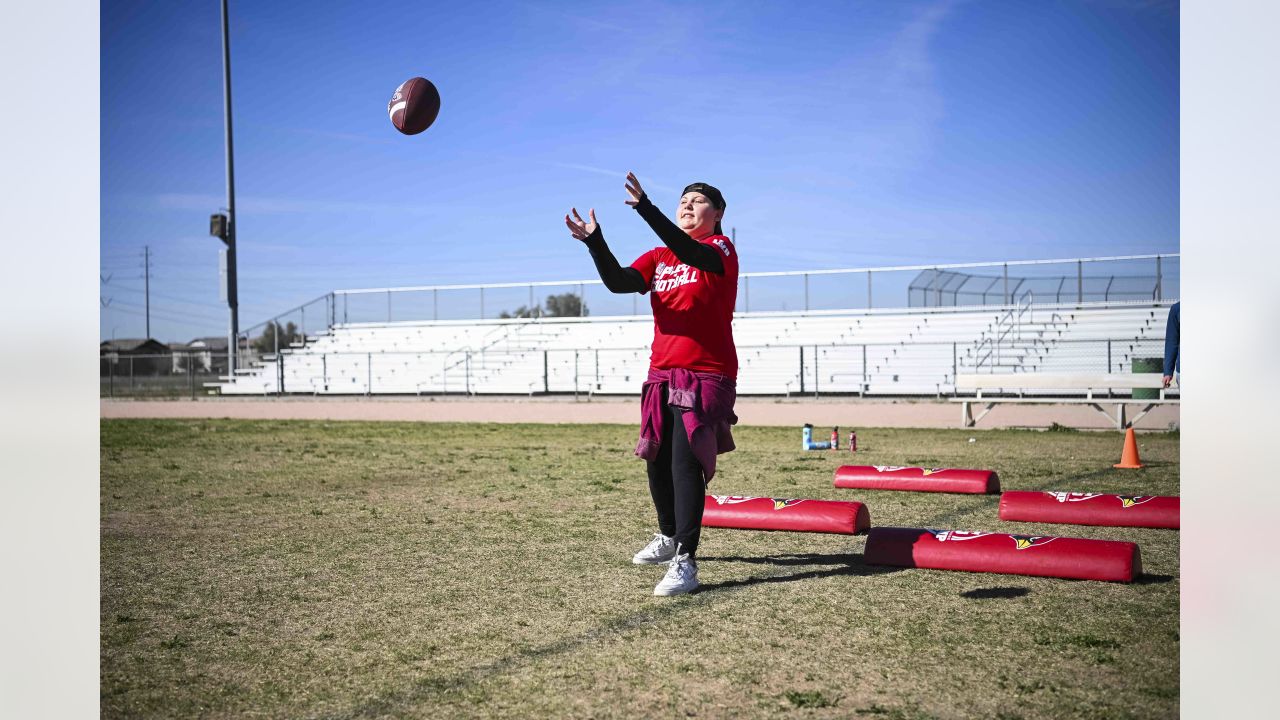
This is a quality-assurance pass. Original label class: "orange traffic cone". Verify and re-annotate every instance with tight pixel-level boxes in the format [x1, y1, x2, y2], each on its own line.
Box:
[1113, 427, 1143, 469]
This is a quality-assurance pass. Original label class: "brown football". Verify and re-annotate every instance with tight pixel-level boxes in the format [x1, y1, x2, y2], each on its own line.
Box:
[388, 77, 440, 135]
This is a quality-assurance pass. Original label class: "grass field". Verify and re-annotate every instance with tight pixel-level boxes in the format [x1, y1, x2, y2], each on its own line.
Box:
[101, 419, 1179, 719]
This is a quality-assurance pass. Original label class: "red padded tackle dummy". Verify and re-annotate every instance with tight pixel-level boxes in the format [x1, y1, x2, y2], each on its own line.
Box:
[702, 495, 870, 535]
[834, 465, 999, 494]
[999, 491, 1179, 529]
[864, 527, 1141, 583]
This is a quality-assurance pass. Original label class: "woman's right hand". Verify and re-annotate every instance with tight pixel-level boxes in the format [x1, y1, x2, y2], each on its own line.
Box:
[565, 207, 598, 241]
[624, 171, 646, 207]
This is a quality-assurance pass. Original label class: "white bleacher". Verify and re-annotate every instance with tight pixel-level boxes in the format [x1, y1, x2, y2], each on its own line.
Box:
[215, 302, 1174, 397]
[984, 306, 1166, 377]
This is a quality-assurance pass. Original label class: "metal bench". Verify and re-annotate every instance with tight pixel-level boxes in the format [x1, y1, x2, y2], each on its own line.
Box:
[951, 373, 1179, 429]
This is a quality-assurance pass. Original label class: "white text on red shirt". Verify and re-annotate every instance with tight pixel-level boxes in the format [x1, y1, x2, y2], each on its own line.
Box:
[653, 261, 699, 292]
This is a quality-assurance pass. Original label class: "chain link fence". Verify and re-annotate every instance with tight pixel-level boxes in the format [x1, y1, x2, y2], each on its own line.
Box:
[100, 352, 226, 398]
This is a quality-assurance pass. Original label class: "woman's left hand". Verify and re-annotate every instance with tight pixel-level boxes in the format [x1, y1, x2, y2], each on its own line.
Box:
[624, 171, 646, 207]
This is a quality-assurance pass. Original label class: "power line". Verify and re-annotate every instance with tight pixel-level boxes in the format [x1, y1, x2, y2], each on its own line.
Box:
[109, 283, 222, 308]
[114, 303, 225, 324]
[106, 306, 202, 323]
[104, 307, 224, 332]
[108, 299, 227, 324]
[104, 307, 226, 336]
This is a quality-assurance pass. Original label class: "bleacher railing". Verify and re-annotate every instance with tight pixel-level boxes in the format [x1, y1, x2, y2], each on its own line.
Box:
[220, 337, 1171, 398]
[233, 253, 1177, 371]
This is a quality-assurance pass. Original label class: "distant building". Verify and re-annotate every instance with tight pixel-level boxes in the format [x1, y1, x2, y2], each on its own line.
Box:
[100, 338, 171, 375]
[181, 337, 231, 374]
[100, 338, 169, 355]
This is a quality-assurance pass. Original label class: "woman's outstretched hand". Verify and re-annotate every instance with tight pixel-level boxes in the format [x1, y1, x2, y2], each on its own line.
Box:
[565, 207, 598, 241]
[624, 171, 646, 207]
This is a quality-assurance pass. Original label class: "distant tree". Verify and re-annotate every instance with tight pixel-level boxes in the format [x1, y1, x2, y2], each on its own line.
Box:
[253, 321, 301, 354]
[545, 293, 588, 317]
[499, 304, 544, 319]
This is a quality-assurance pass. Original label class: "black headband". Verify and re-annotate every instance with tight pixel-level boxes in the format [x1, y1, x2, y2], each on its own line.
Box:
[682, 182, 726, 210]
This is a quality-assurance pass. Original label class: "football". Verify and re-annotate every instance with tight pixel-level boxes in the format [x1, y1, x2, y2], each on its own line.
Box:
[388, 77, 441, 135]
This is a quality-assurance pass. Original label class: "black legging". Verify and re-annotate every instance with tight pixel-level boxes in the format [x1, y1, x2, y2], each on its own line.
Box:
[645, 394, 707, 557]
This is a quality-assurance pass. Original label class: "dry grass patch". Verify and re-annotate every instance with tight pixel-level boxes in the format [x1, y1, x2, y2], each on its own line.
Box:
[102, 419, 1178, 719]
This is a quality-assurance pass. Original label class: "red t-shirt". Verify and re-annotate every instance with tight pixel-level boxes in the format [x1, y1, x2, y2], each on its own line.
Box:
[630, 235, 739, 380]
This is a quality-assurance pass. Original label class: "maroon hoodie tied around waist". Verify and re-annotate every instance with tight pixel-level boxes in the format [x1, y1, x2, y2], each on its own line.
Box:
[635, 368, 738, 483]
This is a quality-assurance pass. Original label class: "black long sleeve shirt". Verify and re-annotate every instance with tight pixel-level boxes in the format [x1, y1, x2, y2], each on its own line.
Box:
[581, 194, 725, 294]
[630, 194, 725, 275]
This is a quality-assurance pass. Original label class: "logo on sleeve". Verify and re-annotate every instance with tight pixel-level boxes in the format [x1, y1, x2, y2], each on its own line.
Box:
[712, 238, 731, 257]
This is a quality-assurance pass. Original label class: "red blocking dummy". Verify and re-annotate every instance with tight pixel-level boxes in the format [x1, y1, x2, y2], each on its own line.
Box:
[834, 465, 999, 494]
[702, 495, 870, 535]
[864, 527, 1141, 583]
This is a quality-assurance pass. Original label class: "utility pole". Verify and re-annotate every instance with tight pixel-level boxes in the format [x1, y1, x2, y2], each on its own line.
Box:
[219, 0, 240, 373]
[144, 245, 151, 338]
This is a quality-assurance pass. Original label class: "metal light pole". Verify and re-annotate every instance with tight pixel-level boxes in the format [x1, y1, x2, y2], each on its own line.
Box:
[144, 245, 151, 338]
[219, 0, 240, 373]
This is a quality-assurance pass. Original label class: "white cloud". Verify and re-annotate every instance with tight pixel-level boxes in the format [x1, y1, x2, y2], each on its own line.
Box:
[548, 162, 680, 194]
[147, 192, 438, 216]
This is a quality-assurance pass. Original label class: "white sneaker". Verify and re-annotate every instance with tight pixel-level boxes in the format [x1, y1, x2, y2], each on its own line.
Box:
[632, 533, 677, 565]
[654, 552, 699, 596]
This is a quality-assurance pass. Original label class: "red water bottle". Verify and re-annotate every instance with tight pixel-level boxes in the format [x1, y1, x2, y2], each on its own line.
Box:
[830, 427, 839, 451]
[849, 430, 857, 452]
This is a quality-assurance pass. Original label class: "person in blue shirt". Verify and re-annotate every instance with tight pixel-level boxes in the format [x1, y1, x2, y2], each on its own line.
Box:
[1163, 302, 1180, 387]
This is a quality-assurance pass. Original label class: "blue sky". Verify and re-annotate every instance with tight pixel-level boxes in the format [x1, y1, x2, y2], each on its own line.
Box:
[100, 0, 1179, 341]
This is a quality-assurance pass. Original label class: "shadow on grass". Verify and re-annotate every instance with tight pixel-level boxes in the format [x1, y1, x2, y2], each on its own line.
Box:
[960, 586, 1030, 600]
[1031, 467, 1116, 489]
[326, 553, 899, 719]
[1131, 459, 1176, 469]
[699, 551, 869, 566]
[920, 496, 1001, 529]
[693, 552, 904, 593]
[1052, 463, 1178, 488]
[1134, 573, 1175, 585]
[331, 609, 672, 719]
